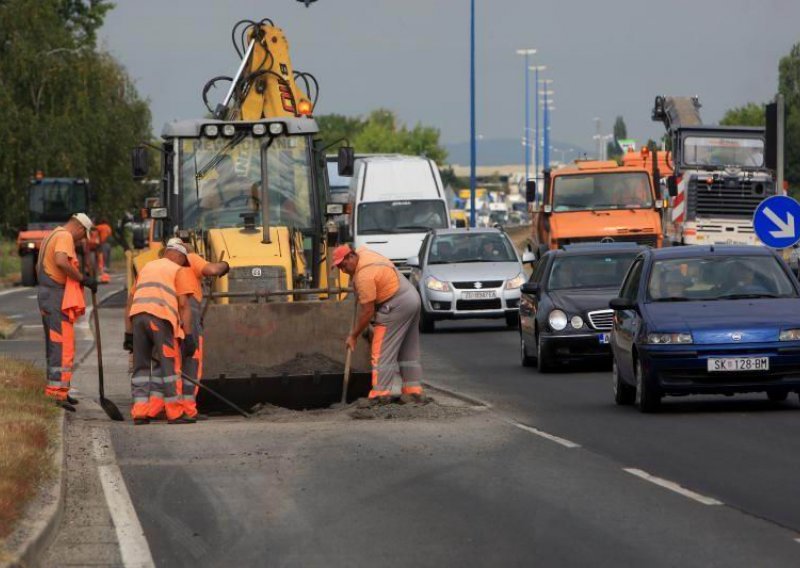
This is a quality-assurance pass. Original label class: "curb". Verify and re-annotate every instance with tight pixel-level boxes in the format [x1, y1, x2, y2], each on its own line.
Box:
[2, 412, 67, 568]
[423, 381, 491, 408]
[0, 323, 21, 340]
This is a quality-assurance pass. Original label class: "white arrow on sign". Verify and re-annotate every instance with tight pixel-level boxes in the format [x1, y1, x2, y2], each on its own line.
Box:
[763, 207, 796, 238]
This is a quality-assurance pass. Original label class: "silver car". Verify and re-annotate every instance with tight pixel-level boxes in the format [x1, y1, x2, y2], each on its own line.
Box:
[407, 228, 534, 332]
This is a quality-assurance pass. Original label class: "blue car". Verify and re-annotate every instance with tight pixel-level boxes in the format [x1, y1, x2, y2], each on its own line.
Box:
[609, 245, 800, 412]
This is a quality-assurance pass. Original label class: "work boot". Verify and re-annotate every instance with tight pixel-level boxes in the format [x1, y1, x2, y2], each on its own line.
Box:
[66, 395, 80, 405]
[133, 418, 150, 426]
[168, 415, 197, 425]
[55, 400, 76, 412]
[404, 393, 430, 405]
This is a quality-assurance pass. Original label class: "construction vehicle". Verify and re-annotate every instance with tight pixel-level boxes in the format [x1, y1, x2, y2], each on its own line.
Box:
[525, 160, 664, 256]
[652, 95, 777, 246]
[17, 175, 90, 286]
[130, 18, 370, 410]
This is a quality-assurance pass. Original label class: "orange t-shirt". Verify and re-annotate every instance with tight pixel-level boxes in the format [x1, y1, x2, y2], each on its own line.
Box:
[353, 247, 399, 305]
[174, 267, 198, 300]
[96, 223, 112, 244]
[184, 253, 210, 302]
[41, 229, 76, 285]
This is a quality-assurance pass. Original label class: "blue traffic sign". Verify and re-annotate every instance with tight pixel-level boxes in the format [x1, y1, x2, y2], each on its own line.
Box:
[753, 195, 800, 249]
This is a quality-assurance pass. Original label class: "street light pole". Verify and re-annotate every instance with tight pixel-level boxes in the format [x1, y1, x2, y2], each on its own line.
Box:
[516, 49, 536, 185]
[539, 80, 553, 171]
[530, 65, 546, 185]
[469, 0, 477, 227]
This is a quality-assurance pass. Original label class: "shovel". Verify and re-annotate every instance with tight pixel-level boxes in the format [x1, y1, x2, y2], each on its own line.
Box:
[90, 288, 124, 421]
[179, 370, 251, 419]
[341, 299, 359, 404]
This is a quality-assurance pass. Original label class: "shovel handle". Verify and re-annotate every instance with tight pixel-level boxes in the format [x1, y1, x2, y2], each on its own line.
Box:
[341, 300, 359, 404]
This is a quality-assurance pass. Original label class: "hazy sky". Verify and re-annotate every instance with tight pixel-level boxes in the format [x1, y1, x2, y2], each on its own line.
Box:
[101, 0, 799, 153]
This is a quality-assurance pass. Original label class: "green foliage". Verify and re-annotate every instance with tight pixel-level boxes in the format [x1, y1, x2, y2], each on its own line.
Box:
[0, 0, 151, 235]
[720, 102, 765, 126]
[613, 116, 627, 140]
[315, 108, 447, 164]
[779, 44, 800, 187]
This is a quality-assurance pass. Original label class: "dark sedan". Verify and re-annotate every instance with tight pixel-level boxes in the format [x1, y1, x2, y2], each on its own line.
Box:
[609, 245, 800, 412]
[520, 244, 644, 372]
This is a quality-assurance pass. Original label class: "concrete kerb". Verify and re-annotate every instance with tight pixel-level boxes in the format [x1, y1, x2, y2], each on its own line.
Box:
[0, 323, 21, 340]
[423, 381, 492, 409]
[1, 412, 66, 568]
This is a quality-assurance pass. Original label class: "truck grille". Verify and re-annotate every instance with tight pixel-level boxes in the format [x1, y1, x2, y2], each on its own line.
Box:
[228, 266, 287, 303]
[587, 309, 614, 331]
[559, 234, 658, 248]
[453, 280, 504, 289]
[456, 299, 502, 311]
[687, 177, 774, 219]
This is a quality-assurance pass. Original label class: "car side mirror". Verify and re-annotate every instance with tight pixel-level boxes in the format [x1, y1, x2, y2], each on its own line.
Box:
[406, 255, 420, 268]
[609, 297, 637, 311]
[521, 251, 536, 264]
[337, 221, 351, 244]
[338, 146, 355, 177]
[521, 282, 539, 295]
[525, 180, 537, 204]
[132, 146, 149, 179]
[666, 176, 678, 198]
[132, 225, 148, 249]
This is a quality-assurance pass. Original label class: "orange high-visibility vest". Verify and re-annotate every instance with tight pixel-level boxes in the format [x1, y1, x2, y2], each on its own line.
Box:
[130, 258, 184, 338]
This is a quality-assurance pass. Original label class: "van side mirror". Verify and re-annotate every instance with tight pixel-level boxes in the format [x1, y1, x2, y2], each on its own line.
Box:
[666, 176, 678, 198]
[132, 146, 149, 179]
[525, 180, 537, 203]
[338, 146, 355, 177]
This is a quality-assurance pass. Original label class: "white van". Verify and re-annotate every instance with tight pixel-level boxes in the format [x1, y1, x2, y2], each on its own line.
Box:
[351, 156, 450, 273]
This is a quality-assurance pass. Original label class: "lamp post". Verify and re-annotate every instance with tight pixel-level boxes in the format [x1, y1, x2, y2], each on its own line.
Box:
[516, 49, 536, 185]
[539, 80, 554, 170]
[529, 65, 546, 184]
[469, 0, 477, 227]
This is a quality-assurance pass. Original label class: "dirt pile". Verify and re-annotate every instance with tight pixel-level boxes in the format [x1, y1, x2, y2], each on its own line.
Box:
[254, 353, 345, 377]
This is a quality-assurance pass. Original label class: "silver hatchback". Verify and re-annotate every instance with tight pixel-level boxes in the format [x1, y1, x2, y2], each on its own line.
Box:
[407, 228, 533, 332]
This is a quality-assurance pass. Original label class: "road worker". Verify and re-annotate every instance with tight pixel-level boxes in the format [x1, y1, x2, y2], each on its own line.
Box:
[166, 238, 230, 419]
[95, 218, 113, 277]
[37, 213, 96, 411]
[333, 244, 425, 403]
[125, 240, 196, 424]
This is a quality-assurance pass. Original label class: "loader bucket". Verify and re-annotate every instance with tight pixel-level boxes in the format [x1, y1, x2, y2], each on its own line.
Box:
[199, 299, 372, 411]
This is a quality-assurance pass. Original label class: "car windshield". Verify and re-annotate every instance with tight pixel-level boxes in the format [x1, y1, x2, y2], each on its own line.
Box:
[28, 181, 88, 224]
[647, 256, 796, 301]
[548, 253, 639, 290]
[552, 172, 653, 212]
[326, 160, 350, 194]
[428, 232, 517, 264]
[357, 200, 447, 234]
[180, 135, 314, 230]
[683, 135, 764, 168]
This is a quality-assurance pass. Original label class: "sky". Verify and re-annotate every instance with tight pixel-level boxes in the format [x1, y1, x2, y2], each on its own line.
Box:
[100, 0, 800, 158]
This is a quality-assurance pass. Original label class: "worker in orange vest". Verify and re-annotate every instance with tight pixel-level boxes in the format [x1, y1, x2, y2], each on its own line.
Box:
[165, 238, 230, 419]
[125, 240, 196, 424]
[332, 244, 425, 403]
[37, 213, 97, 411]
[95, 219, 113, 281]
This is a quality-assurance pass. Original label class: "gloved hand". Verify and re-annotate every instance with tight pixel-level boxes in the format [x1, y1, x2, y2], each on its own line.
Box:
[221, 261, 231, 275]
[123, 332, 133, 353]
[83, 276, 98, 293]
[182, 334, 197, 358]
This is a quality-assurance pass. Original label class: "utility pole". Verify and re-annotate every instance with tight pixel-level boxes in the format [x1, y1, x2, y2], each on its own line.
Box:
[469, 0, 477, 227]
[530, 64, 546, 184]
[516, 49, 536, 185]
[777, 93, 785, 194]
[539, 80, 553, 171]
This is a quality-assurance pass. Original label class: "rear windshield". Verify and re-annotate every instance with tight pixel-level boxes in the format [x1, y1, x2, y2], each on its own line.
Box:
[357, 200, 447, 234]
[428, 232, 517, 264]
[647, 255, 796, 302]
[548, 253, 638, 290]
[28, 181, 88, 224]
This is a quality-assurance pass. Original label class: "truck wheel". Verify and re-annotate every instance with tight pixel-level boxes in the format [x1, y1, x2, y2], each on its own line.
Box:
[21, 254, 37, 287]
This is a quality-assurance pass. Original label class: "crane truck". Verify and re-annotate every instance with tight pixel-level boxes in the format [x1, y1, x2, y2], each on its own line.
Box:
[130, 18, 370, 410]
[652, 95, 777, 246]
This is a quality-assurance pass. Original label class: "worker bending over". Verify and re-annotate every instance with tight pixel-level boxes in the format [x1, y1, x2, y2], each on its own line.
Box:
[166, 238, 229, 419]
[37, 213, 96, 411]
[333, 245, 425, 403]
[125, 241, 196, 424]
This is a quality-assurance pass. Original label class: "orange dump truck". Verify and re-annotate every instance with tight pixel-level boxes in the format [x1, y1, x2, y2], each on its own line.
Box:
[526, 159, 664, 256]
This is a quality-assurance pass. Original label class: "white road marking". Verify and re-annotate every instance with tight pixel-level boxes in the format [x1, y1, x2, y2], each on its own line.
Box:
[26, 294, 37, 299]
[0, 287, 25, 297]
[92, 429, 155, 568]
[623, 468, 723, 506]
[513, 422, 581, 449]
[794, 538, 800, 545]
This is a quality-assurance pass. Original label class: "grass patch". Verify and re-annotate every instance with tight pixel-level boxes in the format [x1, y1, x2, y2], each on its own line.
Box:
[0, 357, 58, 541]
[0, 239, 20, 286]
[0, 316, 17, 339]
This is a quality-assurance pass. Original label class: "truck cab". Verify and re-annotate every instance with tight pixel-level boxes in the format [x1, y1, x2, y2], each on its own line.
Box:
[528, 160, 664, 255]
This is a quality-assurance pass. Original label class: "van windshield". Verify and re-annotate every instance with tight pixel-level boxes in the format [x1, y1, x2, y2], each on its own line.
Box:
[552, 172, 653, 212]
[357, 200, 447, 234]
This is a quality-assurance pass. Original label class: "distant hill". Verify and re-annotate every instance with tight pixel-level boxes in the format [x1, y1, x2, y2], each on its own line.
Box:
[445, 138, 590, 166]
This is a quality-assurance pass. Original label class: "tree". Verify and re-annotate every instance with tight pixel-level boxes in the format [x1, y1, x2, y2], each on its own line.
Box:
[779, 43, 800, 187]
[720, 102, 765, 126]
[613, 116, 628, 140]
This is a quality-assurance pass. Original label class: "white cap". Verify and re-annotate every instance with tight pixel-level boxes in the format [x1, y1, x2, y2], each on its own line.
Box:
[72, 213, 93, 234]
[166, 237, 184, 248]
[165, 240, 188, 256]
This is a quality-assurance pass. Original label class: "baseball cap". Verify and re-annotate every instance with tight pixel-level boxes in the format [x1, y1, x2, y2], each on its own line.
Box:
[72, 213, 93, 234]
[332, 245, 353, 267]
[165, 240, 188, 257]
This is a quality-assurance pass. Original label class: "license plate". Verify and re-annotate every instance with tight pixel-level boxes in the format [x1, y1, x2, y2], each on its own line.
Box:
[598, 333, 610, 344]
[462, 291, 496, 300]
[707, 357, 769, 372]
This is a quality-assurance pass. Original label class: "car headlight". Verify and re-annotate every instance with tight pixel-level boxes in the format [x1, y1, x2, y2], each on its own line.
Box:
[570, 315, 584, 329]
[425, 276, 451, 292]
[548, 309, 568, 331]
[646, 332, 693, 344]
[779, 329, 800, 341]
[25, 242, 36, 249]
[505, 273, 525, 290]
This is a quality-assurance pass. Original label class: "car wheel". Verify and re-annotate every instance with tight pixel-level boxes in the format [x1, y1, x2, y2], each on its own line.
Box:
[613, 358, 635, 406]
[520, 332, 536, 367]
[506, 312, 520, 330]
[536, 331, 552, 373]
[634, 358, 661, 413]
[420, 309, 435, 333]
[767, 390, 788, 402]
